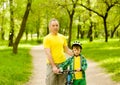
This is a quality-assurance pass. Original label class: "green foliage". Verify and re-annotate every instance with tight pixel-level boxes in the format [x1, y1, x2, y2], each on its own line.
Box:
[0, 43, 33, 85]
[19, 39, 42, 45]
[81, 38, 120, 82]
[0, 0, 120, 41]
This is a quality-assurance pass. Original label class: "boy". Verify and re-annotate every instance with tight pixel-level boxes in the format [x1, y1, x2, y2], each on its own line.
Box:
[59, 41, 87, 85]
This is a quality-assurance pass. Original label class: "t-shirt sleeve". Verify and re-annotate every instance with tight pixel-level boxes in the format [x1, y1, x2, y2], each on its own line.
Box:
[43, 37, 50, 48]
[63, 36, 67, 46]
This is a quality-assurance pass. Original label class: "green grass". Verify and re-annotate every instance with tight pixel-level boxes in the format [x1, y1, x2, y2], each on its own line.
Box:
[1, 38, 120, 84]
[0, 40, 40, 85]
[81, 38, 120, 82]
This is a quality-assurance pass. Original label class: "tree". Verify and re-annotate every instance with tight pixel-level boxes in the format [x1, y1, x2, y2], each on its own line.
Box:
[85, 0, 94, 41]
[58, 0, 79, 47]
[80, 0, 120, 42]
[109, 6, 120, 38]
[13, 0, 32, 54]
[77, 16, 81, 39]
[111, 22, 120, 38]
[0, 0, 5, 40]
[8, 0, 14, 46]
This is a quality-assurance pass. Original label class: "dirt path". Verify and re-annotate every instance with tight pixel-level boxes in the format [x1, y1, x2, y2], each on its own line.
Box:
[25, 45, 46, 85]
[25, 45, 120, 85]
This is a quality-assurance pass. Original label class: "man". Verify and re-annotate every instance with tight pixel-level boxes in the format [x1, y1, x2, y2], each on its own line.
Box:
[43, 18, 73, 85]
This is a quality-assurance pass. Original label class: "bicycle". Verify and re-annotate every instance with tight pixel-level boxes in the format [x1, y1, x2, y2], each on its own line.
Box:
[59, 69, 82, 85]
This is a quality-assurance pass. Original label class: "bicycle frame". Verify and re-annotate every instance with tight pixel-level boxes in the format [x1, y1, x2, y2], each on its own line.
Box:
[60, 70, 80, 85]
[65, 70, 73, 85]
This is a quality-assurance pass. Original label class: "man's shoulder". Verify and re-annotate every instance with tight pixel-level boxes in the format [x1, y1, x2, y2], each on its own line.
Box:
[44, 34, 51, 39]
[58, 33, 66, 38]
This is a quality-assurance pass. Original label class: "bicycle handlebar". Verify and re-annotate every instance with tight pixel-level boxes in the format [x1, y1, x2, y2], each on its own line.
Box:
[59, 69, 82, 74]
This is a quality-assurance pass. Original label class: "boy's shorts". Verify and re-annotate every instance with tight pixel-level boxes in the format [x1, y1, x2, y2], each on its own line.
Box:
[73, 79, 86, 85]
[46, 64, 67, 85]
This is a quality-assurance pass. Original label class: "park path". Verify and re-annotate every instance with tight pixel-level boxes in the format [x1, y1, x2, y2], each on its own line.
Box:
[25, 45, 120, 85]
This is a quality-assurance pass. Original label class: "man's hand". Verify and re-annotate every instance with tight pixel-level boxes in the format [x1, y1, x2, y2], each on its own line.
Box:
[52, 66, 60, 74]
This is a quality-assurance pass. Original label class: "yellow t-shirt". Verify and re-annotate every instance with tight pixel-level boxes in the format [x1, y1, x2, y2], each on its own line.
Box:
[43, 33, 67, 64]
[74, 56, 83, 79]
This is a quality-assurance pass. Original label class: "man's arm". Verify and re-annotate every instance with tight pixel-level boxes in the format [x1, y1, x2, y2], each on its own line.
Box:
[64, 46, 73, 56]
[44, 48, 59, 73]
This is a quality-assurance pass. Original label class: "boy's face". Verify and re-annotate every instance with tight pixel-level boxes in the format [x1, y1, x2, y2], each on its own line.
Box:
[72, 46, 81, 56]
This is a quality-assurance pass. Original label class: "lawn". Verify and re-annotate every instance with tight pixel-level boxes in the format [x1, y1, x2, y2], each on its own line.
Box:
[81, 38, 120, 82]
[0, 40, 39, 85]
[0, 38, 120, 84]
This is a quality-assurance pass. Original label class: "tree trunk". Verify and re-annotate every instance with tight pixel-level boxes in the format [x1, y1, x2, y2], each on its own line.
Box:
[68, 15, 73, 48]
[81, 31, 84, 39]
[9, 0, 14, 46]
[81, 22, 85, 39]
[9, 29, 14, 46]
[67, 0, 78, 47]
[13, 0, 32, 54]
[36, 17, 40, 40]
[1, 0, 5, 40]
[1, 16, 5, 40]
[94, 23, 98, 38]
[88, 0, 93, 42]
[77, 24, 80, 39]
[89, 22, 93, 41]
[77, 16, 80, 39]
[87, 22, 93, 41]
[111, 23, 120, 38]
[37, 28, 40, 40]
[103, 17, 108, 42]
[116, 31, 119, 37]
[25, 30, 28, 41]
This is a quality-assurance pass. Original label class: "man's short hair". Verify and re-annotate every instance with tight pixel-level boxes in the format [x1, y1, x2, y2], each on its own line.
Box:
[49, 18, 59, 26]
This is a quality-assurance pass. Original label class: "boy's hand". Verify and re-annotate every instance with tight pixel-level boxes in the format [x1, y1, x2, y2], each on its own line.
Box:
[76, 68, 82, 71]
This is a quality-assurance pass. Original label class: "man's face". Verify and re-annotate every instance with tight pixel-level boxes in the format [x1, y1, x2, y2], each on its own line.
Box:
[49, 20, 59, 34]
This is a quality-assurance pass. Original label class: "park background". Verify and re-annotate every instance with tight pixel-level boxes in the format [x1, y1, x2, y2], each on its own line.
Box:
[0, 0, 120, 84]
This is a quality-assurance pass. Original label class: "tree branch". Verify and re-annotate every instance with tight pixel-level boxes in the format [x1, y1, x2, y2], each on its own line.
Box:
[79, 4, 104, 18]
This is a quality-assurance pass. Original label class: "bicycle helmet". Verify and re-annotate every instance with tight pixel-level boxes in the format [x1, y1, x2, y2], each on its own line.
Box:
[72, 41, 82, 49]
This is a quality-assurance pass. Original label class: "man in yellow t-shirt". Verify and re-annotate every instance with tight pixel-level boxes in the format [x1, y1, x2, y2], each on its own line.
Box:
[43, 18, 73, 85]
